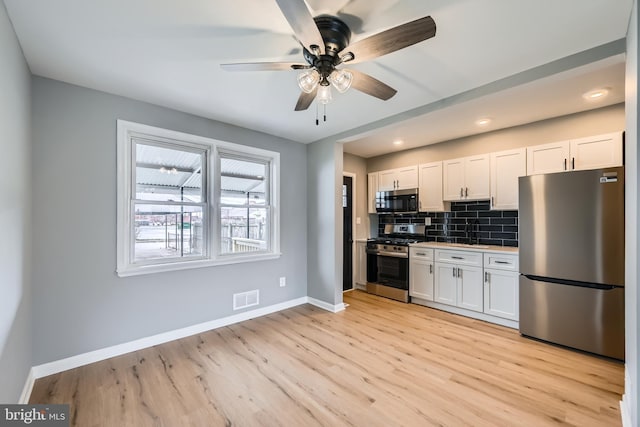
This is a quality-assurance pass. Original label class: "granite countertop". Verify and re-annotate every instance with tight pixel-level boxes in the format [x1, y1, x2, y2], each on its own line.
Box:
[409, 241, 519, 254]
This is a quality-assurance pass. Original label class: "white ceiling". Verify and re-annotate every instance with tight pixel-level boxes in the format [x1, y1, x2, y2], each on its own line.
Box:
[3, 0, 633, 156]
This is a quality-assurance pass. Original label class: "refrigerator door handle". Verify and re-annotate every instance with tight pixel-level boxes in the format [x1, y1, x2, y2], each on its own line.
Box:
[522, 274, 618, 290]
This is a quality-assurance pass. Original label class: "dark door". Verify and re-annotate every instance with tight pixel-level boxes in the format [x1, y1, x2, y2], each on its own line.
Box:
[343, 176, 353, 291]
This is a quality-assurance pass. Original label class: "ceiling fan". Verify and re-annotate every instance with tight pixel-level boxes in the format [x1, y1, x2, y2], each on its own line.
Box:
[221, 0, 436, 118]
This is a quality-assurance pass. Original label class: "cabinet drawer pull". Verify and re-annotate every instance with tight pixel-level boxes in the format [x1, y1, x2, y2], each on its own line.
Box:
[416, 252, 426, 256]
[452, 256, 464, 260]
[494, 260, 511, 265]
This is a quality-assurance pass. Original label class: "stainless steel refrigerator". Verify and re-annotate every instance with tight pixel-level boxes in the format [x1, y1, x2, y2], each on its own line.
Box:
[518, 167, 625, 360]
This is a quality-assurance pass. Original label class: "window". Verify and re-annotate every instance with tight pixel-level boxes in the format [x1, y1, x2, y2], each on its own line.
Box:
[117, 121, 280, 276]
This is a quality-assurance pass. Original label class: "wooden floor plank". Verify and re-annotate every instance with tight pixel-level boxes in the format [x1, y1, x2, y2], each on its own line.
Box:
[30, 291, 624, 426]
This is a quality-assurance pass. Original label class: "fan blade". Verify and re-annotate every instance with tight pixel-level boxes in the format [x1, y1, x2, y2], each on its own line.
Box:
[340, 16, 436, 64]
[275, 0, 325, 55]
[221, 62, 309, 71]
[349, 69, 397, 100]
[295, 86, 318, 111]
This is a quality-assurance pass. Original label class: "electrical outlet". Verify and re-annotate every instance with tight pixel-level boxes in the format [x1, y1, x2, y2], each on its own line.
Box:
[424, 217, 431, 226]
[279, 277, 286, 287]
[356, 217, 361, 225]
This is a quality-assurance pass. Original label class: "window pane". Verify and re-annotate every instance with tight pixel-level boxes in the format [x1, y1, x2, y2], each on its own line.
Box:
[220, 207, 268, 255]
[135, 142, 203, 203]
[134, 204, 204, 261]
[220, 157, 267, 206]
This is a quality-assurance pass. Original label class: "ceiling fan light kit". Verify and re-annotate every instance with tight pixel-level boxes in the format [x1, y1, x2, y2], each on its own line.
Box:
[221, 0, 437, 123]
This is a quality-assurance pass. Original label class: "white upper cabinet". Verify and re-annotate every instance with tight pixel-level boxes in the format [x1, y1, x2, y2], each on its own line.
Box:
[490, 148, 526, 210]
[377, 166, 418, 191]
[443, 154, 490, 201]
[526, 140, 570, 175]
[418, 161, 445, 212]
[367, 172, 378, 214]
[570, 132, 623, 171]
[527, 131, 623, 175]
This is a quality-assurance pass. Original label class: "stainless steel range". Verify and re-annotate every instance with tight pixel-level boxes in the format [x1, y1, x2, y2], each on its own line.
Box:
[366, 224, 426, 302]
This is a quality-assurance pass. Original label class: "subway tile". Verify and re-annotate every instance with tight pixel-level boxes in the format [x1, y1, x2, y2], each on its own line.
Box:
[482, 225, 504, 232]
[455, 211, 478, 218]
[490, 232, 517, 239]
[503, 211, 519, 217]
[503, 240, 519, 247]
[478, 210, 502, 218]
[467, 204, 490, 211]
[479, 238, 502, 246]
[503, 225, 518, 232]
[490, 218, 517, 225]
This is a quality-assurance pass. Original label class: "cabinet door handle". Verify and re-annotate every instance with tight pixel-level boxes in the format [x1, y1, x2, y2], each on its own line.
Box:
[452, 267, 456, 277]
[419, 201, 422, 210]
[452, 256, 464, 260]
[429, 264, 433, 274]
[491, 196, 494, 208]
[457, 268, 461, 278]
[465, 187, 468, 198]
[564, 158, 567, 170]
[571, 157, 575, 170]
[484, 271, 489, 282]
[460, 187, 463, 198]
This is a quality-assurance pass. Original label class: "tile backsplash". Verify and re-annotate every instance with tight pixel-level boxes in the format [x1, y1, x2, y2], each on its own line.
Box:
[377, 200, 518, 247]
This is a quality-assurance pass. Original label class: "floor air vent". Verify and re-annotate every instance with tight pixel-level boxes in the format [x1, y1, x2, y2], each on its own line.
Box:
[233, 290, 260, 310]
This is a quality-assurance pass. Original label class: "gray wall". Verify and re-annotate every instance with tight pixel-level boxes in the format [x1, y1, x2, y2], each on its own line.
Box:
[307, 140, 343, 306]
[0, 2, 32, 402]
[624, 0, 638, 424]
[31, 77, 308, 365]
[366, 104, 625, 172]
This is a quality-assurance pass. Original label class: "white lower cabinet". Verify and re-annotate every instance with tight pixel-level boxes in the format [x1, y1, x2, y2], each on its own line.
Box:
[482, 252, 519, 321]
[355, 241, 368, 287]
[412, 246, 519, 327]
[409, 248, 434, 301]
[457, 265, 484, 312]
[434, 263, 457, 305]
[483, 269, 519, 321]
[434, 250, 483, 312]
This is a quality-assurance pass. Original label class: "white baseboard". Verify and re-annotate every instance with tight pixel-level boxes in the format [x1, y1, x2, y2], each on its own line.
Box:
[620, 367, 632, 427]
[307, 297, 346, 313]
[19, 368, 35, 404]
[31, 296, 309, 380]
[24, 294, 348, 403]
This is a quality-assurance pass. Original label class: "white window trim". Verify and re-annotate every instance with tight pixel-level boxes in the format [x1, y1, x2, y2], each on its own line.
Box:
[116, 120, 281, 277]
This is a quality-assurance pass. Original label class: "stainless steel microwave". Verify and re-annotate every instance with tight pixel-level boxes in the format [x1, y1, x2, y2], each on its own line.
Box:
[375, 188, 419, 214]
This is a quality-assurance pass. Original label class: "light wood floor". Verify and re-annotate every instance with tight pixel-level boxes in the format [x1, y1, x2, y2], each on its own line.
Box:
[30, 290, 624, 426]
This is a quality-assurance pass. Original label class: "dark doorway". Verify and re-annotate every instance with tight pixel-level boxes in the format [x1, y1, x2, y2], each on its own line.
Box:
[343, 175, 353, 291]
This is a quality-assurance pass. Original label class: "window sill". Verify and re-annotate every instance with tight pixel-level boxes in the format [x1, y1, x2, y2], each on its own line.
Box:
[116, 252, 282, 277]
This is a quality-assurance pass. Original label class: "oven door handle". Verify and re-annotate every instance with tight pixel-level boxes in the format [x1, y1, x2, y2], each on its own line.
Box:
[376, 251, 408, 258]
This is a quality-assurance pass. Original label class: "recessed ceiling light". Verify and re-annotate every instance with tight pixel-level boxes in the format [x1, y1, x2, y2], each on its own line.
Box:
[475, 118, 491, 126]
[393, 139, 403, 146]
[582, 88, 609, 101]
